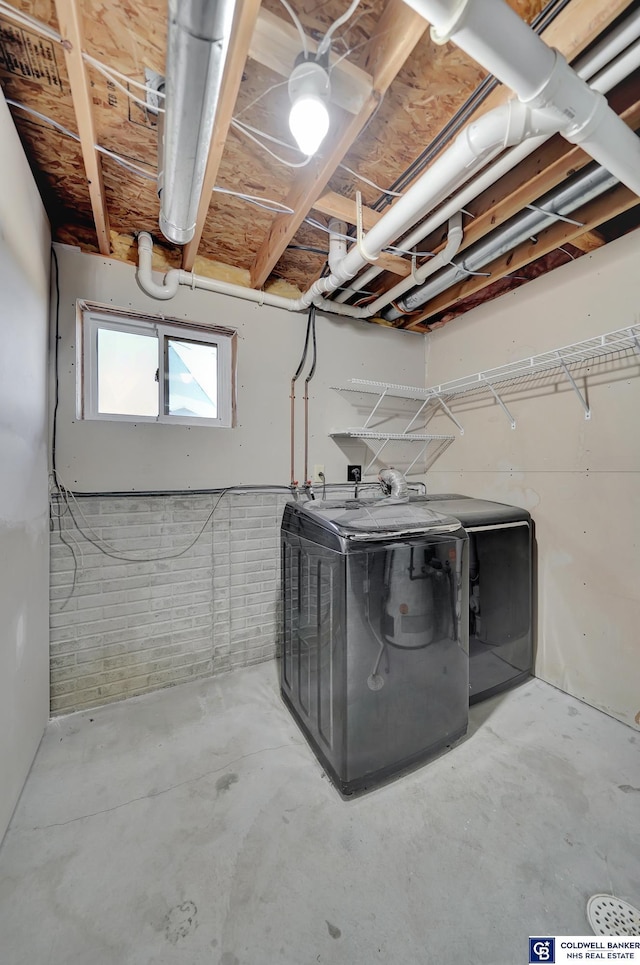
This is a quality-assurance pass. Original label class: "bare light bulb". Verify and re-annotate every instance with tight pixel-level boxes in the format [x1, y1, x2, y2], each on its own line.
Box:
[289, 95, 330, 156]
[288, 59, 330, 157]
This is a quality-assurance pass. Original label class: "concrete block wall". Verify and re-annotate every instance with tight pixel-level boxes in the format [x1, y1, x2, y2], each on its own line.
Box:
[49, 491, 289, 714]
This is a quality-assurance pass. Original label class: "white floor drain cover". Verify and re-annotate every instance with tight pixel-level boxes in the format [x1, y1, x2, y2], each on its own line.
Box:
[587, 895, 640, 936]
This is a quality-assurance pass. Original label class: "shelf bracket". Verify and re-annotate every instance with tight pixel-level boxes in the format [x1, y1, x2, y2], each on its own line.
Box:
[403, 399, 429, 433]
[364, 438, 390, 474]
[403, 442, 429, 477]
[362, 387, 388, 429]
[433, 393, 464, 435]
[557, 352, 591, 419]
[484, 380, 516, 428]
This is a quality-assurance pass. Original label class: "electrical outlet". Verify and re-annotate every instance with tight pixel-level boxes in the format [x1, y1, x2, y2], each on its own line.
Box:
[313, 464, 325, 482]
[347, 464, 362, 482]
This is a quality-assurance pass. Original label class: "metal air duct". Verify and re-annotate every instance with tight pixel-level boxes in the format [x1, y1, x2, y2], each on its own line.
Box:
[385, 162, 620, 318]
[159, 0, 237, 246]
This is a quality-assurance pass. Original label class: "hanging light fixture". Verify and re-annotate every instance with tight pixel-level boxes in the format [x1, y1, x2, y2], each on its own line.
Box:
[288, 54, 331, 157]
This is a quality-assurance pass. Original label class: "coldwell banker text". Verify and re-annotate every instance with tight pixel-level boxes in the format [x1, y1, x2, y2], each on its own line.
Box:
[560, 940, 640, 959]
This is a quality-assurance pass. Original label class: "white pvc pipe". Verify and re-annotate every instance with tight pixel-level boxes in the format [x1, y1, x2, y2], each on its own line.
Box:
[361, 212, 463, 316]
[575, 6, 640, 78]
[137, 232, 305, 310]
[335, 26, 640, 305]
[328, 219, 347, 273]
[403, 0, 556, 99]
[404, 0, 640, 194]
[137, 233, 180, 299]
[138, 2, 640, 321]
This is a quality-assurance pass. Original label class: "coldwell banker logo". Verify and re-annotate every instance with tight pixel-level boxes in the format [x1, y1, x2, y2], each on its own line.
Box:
[530, 938, 555, 963]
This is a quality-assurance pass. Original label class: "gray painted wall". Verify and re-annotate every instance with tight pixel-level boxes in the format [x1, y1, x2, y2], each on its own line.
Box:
[52, 246, 426, 492]
[425, 228, 640, 729]
[0, 91, 51, 840]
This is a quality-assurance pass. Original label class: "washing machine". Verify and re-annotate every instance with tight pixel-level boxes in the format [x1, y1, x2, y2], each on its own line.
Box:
[424, 495, 533, 703]
[281, 497, 469, 795]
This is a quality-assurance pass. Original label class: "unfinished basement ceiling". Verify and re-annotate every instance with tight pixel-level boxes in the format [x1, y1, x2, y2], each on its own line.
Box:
[1, 0, 639, 329]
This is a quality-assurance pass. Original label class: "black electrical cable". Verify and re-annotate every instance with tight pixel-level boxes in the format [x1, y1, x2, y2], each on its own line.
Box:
[292, 308, 313, 381]
[303, 304, 317, 486]
[287, 244, 330, 256]
[304, 305, 318, 385]
[51, 246, 60, 480]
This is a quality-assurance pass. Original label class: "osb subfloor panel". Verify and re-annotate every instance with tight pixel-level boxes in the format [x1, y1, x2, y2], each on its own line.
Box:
[0, 0, 545, 290]
[1, 661, 638, 965]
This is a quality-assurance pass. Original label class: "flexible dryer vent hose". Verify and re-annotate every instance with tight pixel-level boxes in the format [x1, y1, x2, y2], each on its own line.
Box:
[379, 469, 409, 501]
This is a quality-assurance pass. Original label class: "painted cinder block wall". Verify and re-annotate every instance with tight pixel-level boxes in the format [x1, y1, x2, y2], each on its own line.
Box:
[425, 228, 640, 730]
[49, 246, 426, 712]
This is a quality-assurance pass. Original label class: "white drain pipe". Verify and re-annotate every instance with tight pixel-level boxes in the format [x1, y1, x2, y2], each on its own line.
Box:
[335, 9, 640, 305]
[403, 0, 640, 195]
[138, 95, 530, 315]
[138, 0, 640, 319]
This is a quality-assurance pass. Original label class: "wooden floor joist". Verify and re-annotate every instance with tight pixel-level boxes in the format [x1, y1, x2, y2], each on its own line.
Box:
[54, 0, 110, 255]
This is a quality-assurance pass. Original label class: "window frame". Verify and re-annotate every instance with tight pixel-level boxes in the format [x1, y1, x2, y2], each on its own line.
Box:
[78, 302, 236, 428]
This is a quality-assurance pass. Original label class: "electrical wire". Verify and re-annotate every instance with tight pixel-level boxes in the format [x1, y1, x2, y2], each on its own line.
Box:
[213, 189, 294, 215]
[338, 163, 404, 198]
[82, 54, 164, 113]
[317, 0, 361, 57]
[303, 305, 318, 484]
[51, 248, 60, 479]
[96, 146, 156, 180]
[0, 3, 163, 113]
[53, 476, 229, 563]
[231, 119, 313, 168]
[303, 216, 437, 259]
[232, 118, 301, 152]
[81, 54, 165, 98]
[0, 0, 61, 42]
[7, 100, 297, 213]
[5, 98, 80, 142]
[287, 244, 329, 255]
[236, 78, 291, 118]
[5, 99, 158, 180]
[278, 0, 308, 58]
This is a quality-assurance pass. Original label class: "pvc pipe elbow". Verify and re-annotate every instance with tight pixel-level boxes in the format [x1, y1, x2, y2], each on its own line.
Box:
[136, 232, 181, 300]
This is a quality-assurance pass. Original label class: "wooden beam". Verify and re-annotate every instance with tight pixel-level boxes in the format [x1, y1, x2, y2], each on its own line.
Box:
[568, 229, 606, 253]
[249, 8, 372, 116]
[404, 184, 640, 330]
[249, 0, 428, 290]
[54, 0, 110, 255]
[313, 190, 382, 231]
[310, 192, 412, 275]
[375, 253, 413, 278]
[181, 0, 261, 272]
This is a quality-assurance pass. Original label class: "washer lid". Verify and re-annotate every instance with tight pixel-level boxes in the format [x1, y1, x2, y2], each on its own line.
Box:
[296, 497, 462, 539]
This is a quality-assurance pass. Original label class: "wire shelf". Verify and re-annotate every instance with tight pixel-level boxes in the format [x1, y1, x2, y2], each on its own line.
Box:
[329, 431, 455, 475]
[334, 324, 640, 431]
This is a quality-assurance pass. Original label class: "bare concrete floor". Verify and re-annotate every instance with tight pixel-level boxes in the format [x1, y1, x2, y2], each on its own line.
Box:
[0, 662, 638, 965]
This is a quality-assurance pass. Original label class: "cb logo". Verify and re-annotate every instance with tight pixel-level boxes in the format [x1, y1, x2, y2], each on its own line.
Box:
[529, 938, 555, 963]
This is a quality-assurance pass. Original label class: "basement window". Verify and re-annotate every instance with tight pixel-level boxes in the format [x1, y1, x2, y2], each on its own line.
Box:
[78, 304, 236, 427]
